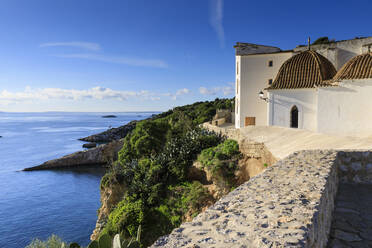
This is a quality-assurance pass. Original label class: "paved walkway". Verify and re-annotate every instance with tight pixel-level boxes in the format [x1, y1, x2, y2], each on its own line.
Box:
[208, 124, 372, 159]
[327, 183, 372, 248]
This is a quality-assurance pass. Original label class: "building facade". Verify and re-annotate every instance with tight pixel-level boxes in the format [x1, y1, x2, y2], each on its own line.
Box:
[235, 37, 372, 137]
[234, 43, 292, 128]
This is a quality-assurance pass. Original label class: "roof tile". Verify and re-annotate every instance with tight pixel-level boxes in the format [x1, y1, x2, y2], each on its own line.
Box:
[267, 50, 336, 90]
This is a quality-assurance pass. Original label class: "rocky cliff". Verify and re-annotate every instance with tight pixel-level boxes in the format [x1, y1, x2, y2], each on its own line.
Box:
[79, 120, 138, 143]
[91, 182, 126, 240]
[23, 140, 123, 171]
[90, 138, 277, 242]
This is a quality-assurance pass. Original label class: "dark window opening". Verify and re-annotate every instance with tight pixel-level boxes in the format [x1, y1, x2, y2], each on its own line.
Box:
[268, 60, 273, 67]
[290, 106, 298, 128]
[268, 79, 273, 85]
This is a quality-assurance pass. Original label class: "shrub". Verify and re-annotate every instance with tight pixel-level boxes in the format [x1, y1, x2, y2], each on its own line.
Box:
[103, 129, 223, 247]
[98, 98, 233, 246]
[26, 235, 66, 248]
[154, 181, 213, 231]
[118, 120, 170, 165]
[198, 139, 241, 189]
[312, 36, 330, 45]
[105, 198, 144, 239]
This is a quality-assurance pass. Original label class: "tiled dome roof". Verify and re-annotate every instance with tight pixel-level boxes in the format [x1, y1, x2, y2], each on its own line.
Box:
[333, 52, 372, 81]
[267, 50, 337, 90]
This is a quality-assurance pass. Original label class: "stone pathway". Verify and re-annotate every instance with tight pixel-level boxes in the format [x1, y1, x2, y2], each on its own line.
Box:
[328, 183, 372, 248]
[203, 123, 372, 160]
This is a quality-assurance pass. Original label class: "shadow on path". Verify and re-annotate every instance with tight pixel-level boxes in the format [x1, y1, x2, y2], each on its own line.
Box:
[328, 183, 372, 248]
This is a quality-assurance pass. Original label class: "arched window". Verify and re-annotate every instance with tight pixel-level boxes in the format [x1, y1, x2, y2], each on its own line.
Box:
[290, 106, 298, 128]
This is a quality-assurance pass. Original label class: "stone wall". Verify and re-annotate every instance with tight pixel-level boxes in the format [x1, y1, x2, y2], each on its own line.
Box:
[201, 122, 240, 140]
[337, 151, 372, 183]
[151, 150, 339, 247]
[150, 150, 372, 247]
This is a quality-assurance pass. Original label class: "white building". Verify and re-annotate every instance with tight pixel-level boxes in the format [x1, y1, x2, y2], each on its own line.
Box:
[235, 37, 372, 137]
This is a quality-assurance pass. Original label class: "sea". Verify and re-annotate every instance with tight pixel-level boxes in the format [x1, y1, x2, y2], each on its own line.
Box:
[0, 112, 155, 248]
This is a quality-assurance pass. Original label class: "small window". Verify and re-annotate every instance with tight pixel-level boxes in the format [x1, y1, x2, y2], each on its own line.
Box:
[268, 60, 273, 67]
[268, 79, 273, 85]
[237, 62, 239, 75]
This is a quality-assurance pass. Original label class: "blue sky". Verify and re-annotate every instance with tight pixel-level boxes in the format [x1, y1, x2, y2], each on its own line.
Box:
[0, 0, 371, 112]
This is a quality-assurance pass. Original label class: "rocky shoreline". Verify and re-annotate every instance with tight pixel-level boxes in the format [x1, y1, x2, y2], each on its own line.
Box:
[22, 113, 163, 171]
[23, 140, 124, 171]
[23, 120, 137, 171]
[79, 120, 138, 143]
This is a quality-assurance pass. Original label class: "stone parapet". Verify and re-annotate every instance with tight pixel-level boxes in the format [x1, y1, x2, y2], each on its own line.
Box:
[201, 122, 239, 140]
[151, 150, 340, 247]
[151, 148, 372, 247]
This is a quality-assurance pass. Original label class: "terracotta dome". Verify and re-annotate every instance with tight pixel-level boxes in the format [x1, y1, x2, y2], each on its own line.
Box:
[267, 50, 337, 89]
[333, 52, 372, 81]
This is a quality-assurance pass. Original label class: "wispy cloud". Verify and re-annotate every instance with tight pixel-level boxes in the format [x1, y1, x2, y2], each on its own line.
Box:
[40, 42, 101, 51]
[0, 86, 157, 103]
[199, 82, 234, 96]
[163, 88, 191, 100]
[54, 53, 168, 68]
[40, 41, 168, 68]
[0, 86, 190, 105]
[173, 88, 190, 100]
[209, 0, 225, 48]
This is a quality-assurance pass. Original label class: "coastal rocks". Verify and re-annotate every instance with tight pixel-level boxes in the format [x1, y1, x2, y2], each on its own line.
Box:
[23, 139, 123, 171]
[91, 182, 126, 240]
[83, 142, 97, 149]
[79, 120, 138, 143]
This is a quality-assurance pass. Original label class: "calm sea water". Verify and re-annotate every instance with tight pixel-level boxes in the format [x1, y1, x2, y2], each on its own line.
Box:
[0, 112, 154, 248]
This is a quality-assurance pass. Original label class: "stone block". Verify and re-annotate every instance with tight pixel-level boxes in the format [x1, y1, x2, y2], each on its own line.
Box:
[338, 164, 349, 172]
[366, 163, 372, 173]
[351, 162, 362, 172]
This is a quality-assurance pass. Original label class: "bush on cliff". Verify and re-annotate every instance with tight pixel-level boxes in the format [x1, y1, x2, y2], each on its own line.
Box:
[102, 128, 224, 246]
[99, 98, 233, 246]
[26, 234, 66, 248]
[198, 139, 241, 189]
[118, 120, 170, 164]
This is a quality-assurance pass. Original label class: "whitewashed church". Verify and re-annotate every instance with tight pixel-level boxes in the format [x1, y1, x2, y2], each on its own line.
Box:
[235, 37, 372, 137]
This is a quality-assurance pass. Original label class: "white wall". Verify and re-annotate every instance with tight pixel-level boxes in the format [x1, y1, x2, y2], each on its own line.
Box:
[268, 89, 318, 131]
[317, 80, 372, 137]
[235, 56, 241, 128]
[236, 52, 292, 128]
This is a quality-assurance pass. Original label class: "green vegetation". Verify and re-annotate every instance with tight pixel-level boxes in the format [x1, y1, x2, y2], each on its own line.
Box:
[27, 98, 234, 248]
[26, 230, 141, 248]
[198, 139, 241, 189]
[99, 98, 233, 247]
[103, 128, 224, 245]
[87, 232, 140, 248]
[26, 235, 71, 248]
[156, 181, 214, 227]
[312, 37, 335, 45]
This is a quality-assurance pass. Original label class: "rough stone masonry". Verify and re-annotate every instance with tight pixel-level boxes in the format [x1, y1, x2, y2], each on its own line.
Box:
[151, 150, 340, 248]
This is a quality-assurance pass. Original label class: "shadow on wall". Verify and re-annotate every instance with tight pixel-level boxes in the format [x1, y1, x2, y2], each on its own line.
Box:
[328, 151, 372, 247]
[337, 48, 358, 69]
